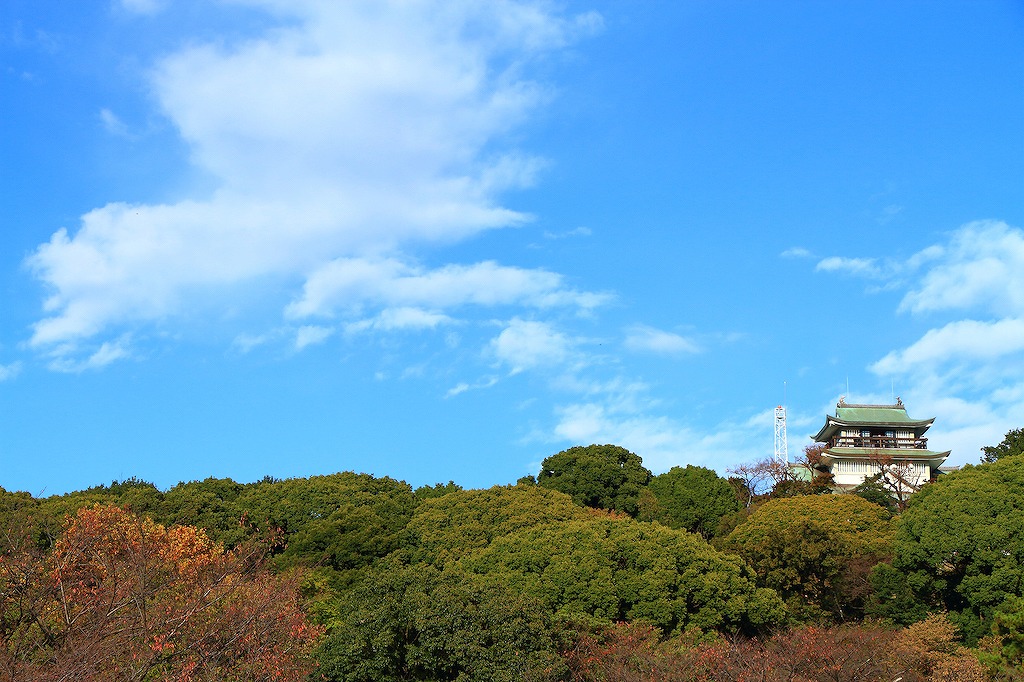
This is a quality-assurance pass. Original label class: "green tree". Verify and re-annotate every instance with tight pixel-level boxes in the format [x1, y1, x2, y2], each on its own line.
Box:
[317, 560, 565, 682]
[413, 480, 463, 502]
[404, 485, 590, 567]
[158, 476, 247, 544]
[401, 487, 784, 637]
[462, 512, 786, 636]
[983, 595, 1024, 679]
[887, 454, 1024, 644]
[723, 494, 894, 622]
[234, 473, 417, 574]
[866, 562, 929, 625]
[536, 444, 651, 515]
[852, 474, 899, 513]
[644, 465, 739, 538]
[982, 427, 1024, 463]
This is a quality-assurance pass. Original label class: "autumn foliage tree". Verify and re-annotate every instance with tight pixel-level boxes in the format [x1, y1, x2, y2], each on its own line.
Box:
[0, 505, 320, 681]
[563, 615, 985, 682]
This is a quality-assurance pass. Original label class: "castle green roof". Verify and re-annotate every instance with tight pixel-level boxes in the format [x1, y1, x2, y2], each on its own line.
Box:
[812, 402, 935, 442]
[835, 405, 919, 423]
[821, 447, 950, 461]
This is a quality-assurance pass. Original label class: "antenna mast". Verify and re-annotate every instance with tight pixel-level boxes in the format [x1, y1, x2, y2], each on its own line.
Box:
[774, 404, 788, 464]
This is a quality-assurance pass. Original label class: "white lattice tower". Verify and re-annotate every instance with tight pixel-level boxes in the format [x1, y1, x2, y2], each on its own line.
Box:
[774, 405, 788, 463]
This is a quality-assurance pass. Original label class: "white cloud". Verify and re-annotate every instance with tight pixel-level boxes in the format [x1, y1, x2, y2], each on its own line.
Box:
[119, 0, 166, 15]
[860, 221, 1024, 466]
[489, 318, 571, 374]
[623, 324, 699, 354]
[346, 307, 453, 333]
[294, 325, 334, 349]
[898, 220, 1024, 316]
[781, 246, 813, 259]
[99, 108, 131, 137]
[877, 204, 903, 224]
[287, 258, 608, 320]
[47, 336, 133, 372]
[446, 382, 471, 398]
[551, 385, 771, 474]
[233, 331, 278, 353]
[26, 1, 602, 360]
[0, 362, 22, 382]
[445, 375, 499, 398]
[815, 221, 1024, 311]
[869, 317, 1024, 467]
[543, 226, 592, 240]
[814, 256, 883, 278]
[871, 318, 1024, 376]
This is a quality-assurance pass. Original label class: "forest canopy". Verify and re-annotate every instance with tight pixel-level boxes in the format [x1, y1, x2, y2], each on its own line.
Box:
[1, 436, 1022, 680]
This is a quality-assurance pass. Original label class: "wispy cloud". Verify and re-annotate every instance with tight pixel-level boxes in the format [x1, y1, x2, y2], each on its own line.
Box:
[346, 307, 453, 334]
[814, 256, 885, 278]
[287, 259, 609, 321]
[445, 376, 499, 398]
[872, 318, 1024, 377]
[489, 318, 574, 375]
[25, 1, 603, 363]
[780, 247, 813, 259]
[47, 336, 133, 372]
[854, 220, 1024, 465]
[233, 331, 278, 354]
[294, 325, 334, 350]
[551, 380, 771, 473]
[0, 362, 22, 382]
[874, 204, 904, 225]
[898, 220, 1024, 316]
[623, 324, 700, 355]
[99, 108, 132, 138]
[543, 226, 592, 240]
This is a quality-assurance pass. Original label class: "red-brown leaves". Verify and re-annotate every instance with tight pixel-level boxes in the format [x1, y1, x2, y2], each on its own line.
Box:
[0, 505, 320, 681]
[563, 617, 986, 682]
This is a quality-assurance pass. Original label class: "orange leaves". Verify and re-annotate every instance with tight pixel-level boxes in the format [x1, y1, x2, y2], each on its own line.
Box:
[0, 504, 321, 681]
[563, 619, 987, 682]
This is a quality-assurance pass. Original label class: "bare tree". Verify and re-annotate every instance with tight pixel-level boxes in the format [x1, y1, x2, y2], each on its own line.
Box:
[866, 453, 921, 510]
[727, 461, 772, 508]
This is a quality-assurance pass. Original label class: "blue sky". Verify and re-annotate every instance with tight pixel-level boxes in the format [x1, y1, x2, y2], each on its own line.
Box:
[2, 0, 1022, 496]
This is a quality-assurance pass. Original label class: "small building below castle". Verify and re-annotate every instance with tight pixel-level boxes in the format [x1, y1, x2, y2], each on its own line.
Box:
[812, 398, 950, 495]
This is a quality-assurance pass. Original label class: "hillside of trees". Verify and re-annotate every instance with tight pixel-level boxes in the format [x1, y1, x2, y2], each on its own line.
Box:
[1, 429, 1023, 680]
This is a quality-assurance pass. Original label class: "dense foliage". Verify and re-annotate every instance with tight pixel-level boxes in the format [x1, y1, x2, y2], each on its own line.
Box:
[723, 494, 894, 622]
[462, 511, 785, 635]
[536, 444, 651, 515]
[0, 505, 319, 680]
[3, 434, 1023, 680]
[981, 428, 1024, 463]
[403, 484, 590, 566]
[880, 454, 1024, 645]
[565, 615, 987, 681]
[640, 464, 739, 538]
[318, 560, 565, 682]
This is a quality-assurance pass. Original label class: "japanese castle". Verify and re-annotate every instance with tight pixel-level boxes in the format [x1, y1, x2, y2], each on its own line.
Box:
[812, 398, 951, 493]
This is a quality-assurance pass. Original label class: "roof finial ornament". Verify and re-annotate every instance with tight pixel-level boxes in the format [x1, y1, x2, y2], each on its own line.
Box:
[838, 395, 846, 406]
[896, 396, 903, 407]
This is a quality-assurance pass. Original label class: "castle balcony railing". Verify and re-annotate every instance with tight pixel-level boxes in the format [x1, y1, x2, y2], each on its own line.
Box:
[830, 436, 928, 450]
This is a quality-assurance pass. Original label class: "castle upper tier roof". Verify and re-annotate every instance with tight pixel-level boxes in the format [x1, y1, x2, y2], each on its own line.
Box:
[812, 401, 935, 442]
